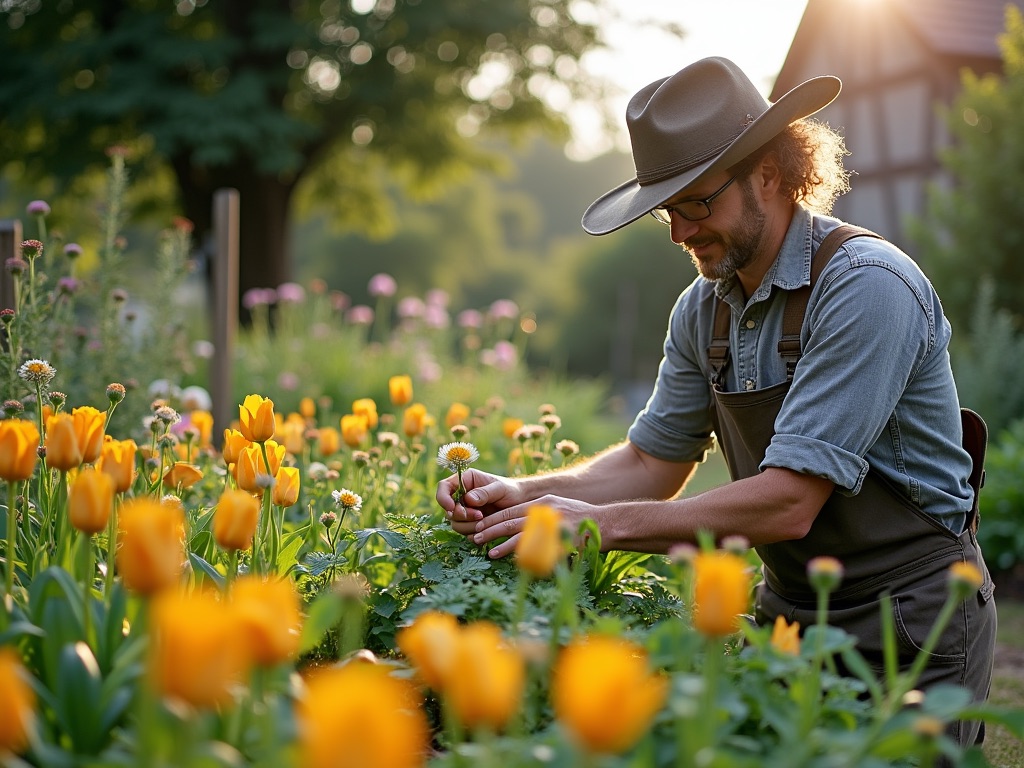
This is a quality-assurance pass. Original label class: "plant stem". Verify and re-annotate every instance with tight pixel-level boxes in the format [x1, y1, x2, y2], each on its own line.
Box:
[5, 480, 17, 596]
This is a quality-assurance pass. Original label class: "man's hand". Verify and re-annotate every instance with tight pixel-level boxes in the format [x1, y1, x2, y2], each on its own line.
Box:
[436, 468, 525, 537]
[468, 494, 603, 560]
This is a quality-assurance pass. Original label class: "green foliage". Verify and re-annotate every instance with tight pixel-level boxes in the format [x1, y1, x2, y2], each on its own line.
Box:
[910, 6, 1024, 329]
[976, 417, 1024, 573]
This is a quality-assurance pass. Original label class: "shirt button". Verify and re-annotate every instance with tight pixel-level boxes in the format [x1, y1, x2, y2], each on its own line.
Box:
[744, 319, 756, 329]
[744, 379, 755, 391]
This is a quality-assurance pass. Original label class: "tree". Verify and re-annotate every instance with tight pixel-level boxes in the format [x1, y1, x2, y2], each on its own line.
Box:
[0, 0, 610, 306]
[911, 6, 1024, 329]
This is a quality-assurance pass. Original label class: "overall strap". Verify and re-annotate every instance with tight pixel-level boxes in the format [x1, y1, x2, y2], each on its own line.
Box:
[707, 224, 882, 388]
[777, 224, 882, 379]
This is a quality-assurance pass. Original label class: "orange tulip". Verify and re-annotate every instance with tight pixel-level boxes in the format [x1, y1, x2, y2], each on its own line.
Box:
[502, 417, 524, 439]
[149, 588, 249, 708]
[317, 426, 340, 457]
[299, 396, 316, 419]
[161, 461, 204, 490]
[0, 419, 40, 481]
[395, 610, 461, 692]
[0, 647, 35, 755]
[98, 437, 137, 493]
[68, 466, 115, 535]
[72, 405, 106, 464]
[213, 489, 260, 551]
[770, 615, 801, 656]
[352, 398, 379, 429]
[186, 410, 215, 447]
[402, 403, 428, 438]
[445, 402, 471, 430]
[230, 575, 302, 665]
[388, 375, 413, 407]
[692, 551, 752, 637]
[116, 498, 185, 595]
[233, 443, 265, 494]
[515, 504, 564, 579]
[446, 622, 524, 733]
[44, 412, 82, 471]
[341, 414, 368, 447]
[272, 466, 301, 507]
[553, 635, 667, 755]
[279, 413, 306, 455]
[298, 662, 428, 768]
[239, 394, 276, 442]
[221, 428, 251, 466]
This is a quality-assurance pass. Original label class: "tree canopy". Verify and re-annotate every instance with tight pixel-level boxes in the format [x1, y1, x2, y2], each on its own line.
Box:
[0, 0, 613, 300]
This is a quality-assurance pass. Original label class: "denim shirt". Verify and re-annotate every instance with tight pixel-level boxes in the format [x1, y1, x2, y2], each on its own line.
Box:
[627, 206, 974, 533]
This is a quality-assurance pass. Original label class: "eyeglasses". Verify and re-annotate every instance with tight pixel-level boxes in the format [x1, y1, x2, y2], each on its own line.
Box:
[650, 175, 737, 225]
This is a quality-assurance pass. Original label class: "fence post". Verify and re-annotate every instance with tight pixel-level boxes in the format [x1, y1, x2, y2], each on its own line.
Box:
[211, 189, 239, 448]
[0, 219, 22, 313]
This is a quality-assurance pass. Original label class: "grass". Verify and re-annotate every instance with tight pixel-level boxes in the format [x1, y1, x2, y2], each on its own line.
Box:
[984, 600, 1024, 767]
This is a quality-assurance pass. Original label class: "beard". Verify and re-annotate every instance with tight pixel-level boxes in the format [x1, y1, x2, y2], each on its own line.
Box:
[684, 178, 767, 281]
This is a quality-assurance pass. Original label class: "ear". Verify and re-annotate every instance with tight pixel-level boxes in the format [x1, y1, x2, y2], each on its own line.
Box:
[753, 154, 783, 199]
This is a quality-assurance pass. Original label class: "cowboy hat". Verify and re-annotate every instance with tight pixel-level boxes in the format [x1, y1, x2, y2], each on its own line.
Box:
[581, 57, 841, 235]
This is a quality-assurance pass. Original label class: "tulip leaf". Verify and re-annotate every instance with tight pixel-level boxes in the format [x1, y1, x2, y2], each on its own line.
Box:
[0, 620, 45, 644]
[299, 590, 348, 653]
[188, 552, 225, 590]
[54, 641, 108, 754]
[276, 529, 305, 570]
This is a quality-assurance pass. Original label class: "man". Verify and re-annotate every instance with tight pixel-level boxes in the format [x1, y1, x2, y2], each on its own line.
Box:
[436, 56, 996, 745]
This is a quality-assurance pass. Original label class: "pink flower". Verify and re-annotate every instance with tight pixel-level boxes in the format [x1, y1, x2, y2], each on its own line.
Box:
[368, 273, 397, 298]
[242, 288, 277, 309]
[346, 305, 375, 325]
[423, 305, 450, 329]
[63, 243, 83, 259]
[330, 291, 350, 312]
[425, 289, 449, 307]
[489, 299, 519, 320]
[457, 309, 483, 329]
[27, 200, 50, 216]
[397, 296, 425, 318]
[277, 371, 300, 391]
[277, 282, 306, 303]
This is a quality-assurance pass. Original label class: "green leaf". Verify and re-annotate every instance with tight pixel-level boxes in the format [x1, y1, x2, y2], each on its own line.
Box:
[354, 527, 408, 551]
[277, 528, 306, 570]
[0, 620, 45, 645]
[299, 591, 346, 654]
[299, 551, 348, 578]
[188, 551, 225, 590]
[54, 642, 108, 754]
[418, 560, 445, 583]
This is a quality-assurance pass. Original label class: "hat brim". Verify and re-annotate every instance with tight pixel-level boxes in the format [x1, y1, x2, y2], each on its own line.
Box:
[581, 75, 842, 236]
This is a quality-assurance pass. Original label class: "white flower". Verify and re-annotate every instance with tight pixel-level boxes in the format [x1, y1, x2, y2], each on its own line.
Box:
[436, 441, 480, 473]
[331, 488, 363, 512]
[18, 359, 56, 385]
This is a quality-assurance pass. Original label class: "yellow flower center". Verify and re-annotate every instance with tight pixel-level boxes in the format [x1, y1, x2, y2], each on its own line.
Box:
[446, 447, 473, 462]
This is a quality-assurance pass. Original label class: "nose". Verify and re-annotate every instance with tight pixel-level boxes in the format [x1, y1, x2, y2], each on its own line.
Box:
[670, 213, 700, 245]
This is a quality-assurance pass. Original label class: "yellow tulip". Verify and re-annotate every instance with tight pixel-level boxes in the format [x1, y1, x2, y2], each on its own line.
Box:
[161, 461, 204, 490]
[388, 375, 414, 407]
[515, 504, 564, 579]
[0, 419, 40, 481]
[68, 466, 115, 535]
[279, 413, 306, 455]
[230, 575, 302, 665]
[445, 402, 471, 430]
[770, 615, 801, 656]
[353, 397, 379, 430]
[221, 428, 251, 466]
[72, 405, 106, 464]
[299, 396, 316, 419]
[0, 647, 35, 755]
[317, 426, 340, 457]
[502, 417, 524, 439]
[116, 498, 185, 595]
[402, 403, 428, 438]
[395, 610, 461, 692]
[187, 410, 215, 447]
[264, 439, 285, 476]
[233, 442, 263, 494]
[98, 437, 137, 493]
[272, 466, 301, 507]
[149, 588, 249, 708]
[238, 393, 276, 442]
[341, 413, 368, 447]
[44, 412, 82, 471]
[553, 635, 667, 755]
[298, 662, 428, 768]
[213, 489, 260, 552]
[692, 551, 752, 637]
[446, 622, 524, 733]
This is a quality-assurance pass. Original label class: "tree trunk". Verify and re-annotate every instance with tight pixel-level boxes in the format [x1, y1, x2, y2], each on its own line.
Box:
[173, 155, 298, 323]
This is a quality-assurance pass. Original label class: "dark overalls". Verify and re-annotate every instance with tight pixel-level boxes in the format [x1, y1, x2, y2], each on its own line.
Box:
[705, 226, 997, 746]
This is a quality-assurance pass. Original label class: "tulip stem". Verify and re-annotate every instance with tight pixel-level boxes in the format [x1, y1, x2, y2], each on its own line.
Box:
[82, 532, 94, 647]
[226, 550, 238, 592]
[104, 498, 119, 599]
[5, 480, 17, 596]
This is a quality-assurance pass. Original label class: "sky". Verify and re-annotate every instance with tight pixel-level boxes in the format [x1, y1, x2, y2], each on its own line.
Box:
[565, 0, 811, 160]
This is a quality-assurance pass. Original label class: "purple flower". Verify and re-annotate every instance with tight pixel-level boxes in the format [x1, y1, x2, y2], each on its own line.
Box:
[368, 272, 397, 298]
[489, 299, 520, 320]
[277, 371, 300, 391]
[56, 276, 80, 296]
[242, 287, 277, 309]
[5, 257, 28, 275]
[26, 200, 50, 216]
[346, 305, 375, 325]
[19, 240, 43, 259]
[276, 282, 306, 303]
[63, 243, 83, 259]
[457, 309, 483, 329]
[423, 304, 450, 330]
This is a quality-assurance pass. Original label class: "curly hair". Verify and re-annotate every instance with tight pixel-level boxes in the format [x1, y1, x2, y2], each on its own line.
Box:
[731, 119, 852, 214]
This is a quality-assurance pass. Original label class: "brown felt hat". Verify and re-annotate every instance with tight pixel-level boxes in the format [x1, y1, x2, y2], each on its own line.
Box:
[581, 57, 841, 235]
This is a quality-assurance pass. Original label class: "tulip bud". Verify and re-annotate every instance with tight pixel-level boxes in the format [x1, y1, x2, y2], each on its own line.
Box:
[213, 489, 261, 551]
[68, 466, 115, 535]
